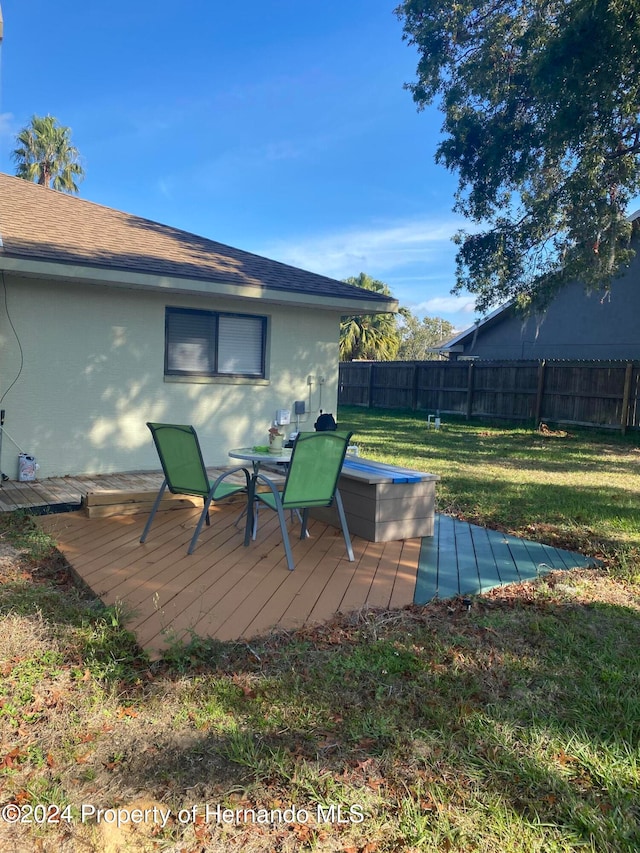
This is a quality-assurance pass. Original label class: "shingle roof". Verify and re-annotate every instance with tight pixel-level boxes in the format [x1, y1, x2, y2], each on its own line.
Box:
[0, 173, 396, 309]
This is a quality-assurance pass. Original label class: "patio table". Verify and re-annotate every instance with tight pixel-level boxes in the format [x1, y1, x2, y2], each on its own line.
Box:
[228, 447, 292, 545]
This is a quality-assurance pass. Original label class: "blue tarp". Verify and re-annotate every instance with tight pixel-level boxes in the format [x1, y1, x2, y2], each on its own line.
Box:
[342, 458, 423, 483]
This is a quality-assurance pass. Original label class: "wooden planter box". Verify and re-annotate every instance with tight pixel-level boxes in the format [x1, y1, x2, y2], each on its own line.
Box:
[310, 458, 439, 542]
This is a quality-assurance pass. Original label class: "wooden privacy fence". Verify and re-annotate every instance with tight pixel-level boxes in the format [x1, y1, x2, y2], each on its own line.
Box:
[338, 360, 640, 433]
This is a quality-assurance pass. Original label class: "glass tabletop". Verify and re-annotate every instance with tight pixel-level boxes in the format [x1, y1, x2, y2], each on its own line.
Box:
[228, 447, 292, 464]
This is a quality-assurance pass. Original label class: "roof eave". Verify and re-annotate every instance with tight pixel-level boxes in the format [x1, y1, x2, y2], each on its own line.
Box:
[440, 300, 514, 349]
[0, 255, 398, 314]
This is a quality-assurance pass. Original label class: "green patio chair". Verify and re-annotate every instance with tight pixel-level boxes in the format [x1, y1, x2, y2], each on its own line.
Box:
[140, 422, 250, 554]
[252, 430, 355, 571]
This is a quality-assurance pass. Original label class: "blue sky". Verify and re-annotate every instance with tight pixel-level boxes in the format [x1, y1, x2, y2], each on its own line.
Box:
[0, 0, 478, 330]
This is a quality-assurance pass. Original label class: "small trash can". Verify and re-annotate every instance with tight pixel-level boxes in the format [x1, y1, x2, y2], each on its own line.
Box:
[18, 453, 38, 482]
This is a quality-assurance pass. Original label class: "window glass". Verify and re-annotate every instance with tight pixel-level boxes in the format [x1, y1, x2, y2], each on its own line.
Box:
[165, 308, 266, 379]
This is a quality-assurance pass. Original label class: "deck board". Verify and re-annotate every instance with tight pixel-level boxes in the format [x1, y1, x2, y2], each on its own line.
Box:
[414, 516, 598, 606]
[453, 520, 481, 596]
[434, 514, 460, 599]
[244, 524, 352, 637]
[485, 528, 522, 585]
[390, 538, 422, 609]
[366, 540, 403, 610]
[538, 542, 574, 571]
[415, 515, 439, 604]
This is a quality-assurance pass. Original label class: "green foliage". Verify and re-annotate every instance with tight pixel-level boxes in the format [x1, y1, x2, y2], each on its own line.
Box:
[340, 272, 400, 360]
[340, 274, 456, 362]
[397, 307, 456, 359]
[13, 114, 85, 193]
[0, 509, 57, 561]
[396, 0, 640, 312]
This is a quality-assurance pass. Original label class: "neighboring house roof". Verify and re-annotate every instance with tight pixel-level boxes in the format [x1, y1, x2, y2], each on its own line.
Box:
[436, 301, 515, 354]
[0, 173, 397, 313]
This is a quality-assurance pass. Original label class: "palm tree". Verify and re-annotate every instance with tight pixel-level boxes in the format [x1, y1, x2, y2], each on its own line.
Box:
[340, 273, 400, 361]
[12, 115, 85, 193]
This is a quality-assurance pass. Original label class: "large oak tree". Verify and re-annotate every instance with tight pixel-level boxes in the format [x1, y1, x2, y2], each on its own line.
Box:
[396, 0, 640, 312]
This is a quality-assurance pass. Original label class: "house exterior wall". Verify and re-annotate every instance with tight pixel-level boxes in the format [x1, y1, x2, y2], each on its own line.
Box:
[0, 275, 340, 478]
[453, 256, 640, 360]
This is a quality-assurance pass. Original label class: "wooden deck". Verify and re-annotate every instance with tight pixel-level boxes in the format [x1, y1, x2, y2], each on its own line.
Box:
[415, 513, 598, 605]
[36, 501, 421, 658]
[4, 472, 599, 659]
[0, 470, 166, 513]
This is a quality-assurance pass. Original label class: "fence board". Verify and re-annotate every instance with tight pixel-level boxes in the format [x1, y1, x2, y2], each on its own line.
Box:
[338, 359, 640, 431]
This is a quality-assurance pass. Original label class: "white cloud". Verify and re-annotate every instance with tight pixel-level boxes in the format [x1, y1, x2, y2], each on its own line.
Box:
[257, 217, 462, 281]
[156, 178, 174, 199]
[252, 216, 488, 332]
[413, 295, 477, 315]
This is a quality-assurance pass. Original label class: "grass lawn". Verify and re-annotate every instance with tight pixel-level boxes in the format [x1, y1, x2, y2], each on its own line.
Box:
[1, 409, 639, 852]
[338, 405, 640, 579]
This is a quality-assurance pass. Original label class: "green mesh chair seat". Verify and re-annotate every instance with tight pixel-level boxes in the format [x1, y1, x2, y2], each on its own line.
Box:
[253, 430, 355, 571]
[140, 422, 250, 554]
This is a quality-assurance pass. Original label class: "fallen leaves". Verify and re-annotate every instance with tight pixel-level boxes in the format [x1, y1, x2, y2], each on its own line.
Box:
[343, 842, 378, 853]
[116, 706, 139, 719]
[0, 746, 24, 770]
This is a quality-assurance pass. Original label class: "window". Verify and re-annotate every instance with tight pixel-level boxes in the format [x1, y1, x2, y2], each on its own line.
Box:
[165, 307, 267, 379]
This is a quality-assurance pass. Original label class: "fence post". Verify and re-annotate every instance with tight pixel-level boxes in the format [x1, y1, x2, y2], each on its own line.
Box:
[466, 362, 475, 420]
[621, 361, 633, 435]
[411, 362, 420, 411]
[367, 362, 374, 409]
[534, 359, 546, 425]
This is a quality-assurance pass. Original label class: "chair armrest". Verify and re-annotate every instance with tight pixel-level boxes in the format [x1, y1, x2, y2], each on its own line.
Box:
[210, 465, 251, 490]
[253, 472, 283, 502]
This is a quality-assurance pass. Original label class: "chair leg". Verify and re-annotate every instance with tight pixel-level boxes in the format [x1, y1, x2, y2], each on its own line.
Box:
[334, 489, 354, 561]
[140, 479, 168, 543]
[300, 508, 310, 540]
[251, 500, 259, 540]
[273, 500, 295, 571]
[188, 494, 214, 555]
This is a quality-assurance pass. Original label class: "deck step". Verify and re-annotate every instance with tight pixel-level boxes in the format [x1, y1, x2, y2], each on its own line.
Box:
[82, 489, 202, 518]
[82, 491, 251, 518]
[80, 469, 255, 518]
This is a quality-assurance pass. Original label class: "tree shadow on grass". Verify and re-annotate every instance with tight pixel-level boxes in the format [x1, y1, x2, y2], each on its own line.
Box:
[105, 591, 640, 850]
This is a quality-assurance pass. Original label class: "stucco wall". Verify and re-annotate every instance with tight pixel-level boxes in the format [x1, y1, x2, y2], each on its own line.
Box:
[0, 275, 341, 478]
